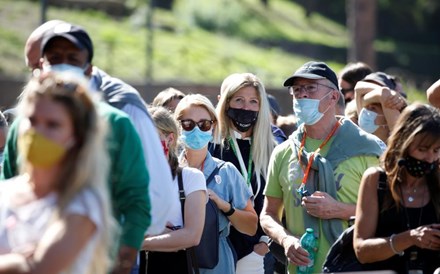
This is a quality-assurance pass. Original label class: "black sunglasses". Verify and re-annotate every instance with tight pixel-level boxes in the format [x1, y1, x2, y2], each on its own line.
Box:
[180, 119, 214, 132]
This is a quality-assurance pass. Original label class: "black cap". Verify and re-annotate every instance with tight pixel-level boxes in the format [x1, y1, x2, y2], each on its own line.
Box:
[41, 23, 94, 62]
[362, 72, 397, 90]
[283, 61, 339, 89]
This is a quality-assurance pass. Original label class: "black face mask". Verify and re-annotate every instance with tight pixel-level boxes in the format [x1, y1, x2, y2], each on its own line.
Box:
[227, 107, 258, 133]
[398, 155, 439, 178]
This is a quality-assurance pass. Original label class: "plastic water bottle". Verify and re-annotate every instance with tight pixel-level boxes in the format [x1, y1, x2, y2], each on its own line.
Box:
[297, 228, 318, 274]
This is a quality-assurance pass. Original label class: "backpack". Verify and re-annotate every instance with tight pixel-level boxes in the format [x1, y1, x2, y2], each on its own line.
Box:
[177, 163, 224, 269]
[322, 170, 388, 272]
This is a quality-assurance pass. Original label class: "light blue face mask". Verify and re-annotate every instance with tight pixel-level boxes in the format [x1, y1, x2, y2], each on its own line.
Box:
[358, 108, 385, 134]
[293, 92, 331, 125]
[42, 63, 88, 81]
[180, 127, 213, 150]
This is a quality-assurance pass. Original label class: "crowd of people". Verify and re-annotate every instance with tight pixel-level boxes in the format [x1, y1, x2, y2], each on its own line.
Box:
[0, 19, 439, 274]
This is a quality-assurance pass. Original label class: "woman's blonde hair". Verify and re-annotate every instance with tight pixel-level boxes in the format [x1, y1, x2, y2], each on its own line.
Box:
[18, 73, 117, 274]
[148, 106, 180, 178]
[382, 102, 440, 219]
[174, 93, 220, 143]
[215, 73, 275, 178]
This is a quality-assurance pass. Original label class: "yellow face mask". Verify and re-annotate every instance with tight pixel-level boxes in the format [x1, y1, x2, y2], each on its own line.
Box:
[18, 129, 67, 168]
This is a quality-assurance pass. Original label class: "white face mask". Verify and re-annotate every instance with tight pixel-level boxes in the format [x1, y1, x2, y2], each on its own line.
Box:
[293, 92, 331, 125]
[42, 63, 88, 81]
[358, 108, 385, 133]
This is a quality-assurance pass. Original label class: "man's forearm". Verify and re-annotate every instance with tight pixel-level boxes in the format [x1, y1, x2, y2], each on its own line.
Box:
[260, 213, 294, 245]
[110, 246, 138, 274]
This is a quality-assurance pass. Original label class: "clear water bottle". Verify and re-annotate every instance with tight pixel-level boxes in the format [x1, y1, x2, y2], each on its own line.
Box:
[297, 228, 318, 274]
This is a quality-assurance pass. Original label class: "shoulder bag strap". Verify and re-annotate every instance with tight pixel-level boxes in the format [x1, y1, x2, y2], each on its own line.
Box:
[177, 167, 200, 274]
[377, 168, 388, 210]
[205, 162, 225, 186]
[177, 167, 185, 219]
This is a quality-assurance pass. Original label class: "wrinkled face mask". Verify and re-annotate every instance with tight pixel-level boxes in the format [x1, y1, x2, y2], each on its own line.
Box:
[18, 129, 68, 168]
[358, 108, 385, 134]
[227, 107, 259, 132]
[180, 127, 212, 150]
[399, 155, 439, 178]
[293, 92, 331, 125]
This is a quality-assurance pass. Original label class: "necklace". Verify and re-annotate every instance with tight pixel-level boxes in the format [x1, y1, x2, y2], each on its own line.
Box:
[407, 187, 417, 203]
[399, 184, 426, 263]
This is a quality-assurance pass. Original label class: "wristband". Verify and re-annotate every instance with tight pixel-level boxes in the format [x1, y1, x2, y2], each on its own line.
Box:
[389, 234, 404, 256]
[223, 203, 235, 216]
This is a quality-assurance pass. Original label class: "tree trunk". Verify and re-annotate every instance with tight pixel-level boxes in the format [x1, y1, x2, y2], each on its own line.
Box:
[347, 0, 376, 69]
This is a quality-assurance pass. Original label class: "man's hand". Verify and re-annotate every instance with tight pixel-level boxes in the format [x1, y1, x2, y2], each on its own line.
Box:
[301, 191, 339, 219]
[253, 242, 269, 256]
[110, 246, 138, 274]
[282, 235, 310, 266]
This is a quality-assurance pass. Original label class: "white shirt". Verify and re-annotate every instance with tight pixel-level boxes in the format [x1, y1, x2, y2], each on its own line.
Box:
[167, 167, 207, 227]
[0, 176, 103, 274]
[121, 104, 174, 235]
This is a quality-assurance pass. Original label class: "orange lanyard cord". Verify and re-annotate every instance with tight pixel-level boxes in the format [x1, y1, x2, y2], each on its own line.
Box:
[298, 121, 340, 187]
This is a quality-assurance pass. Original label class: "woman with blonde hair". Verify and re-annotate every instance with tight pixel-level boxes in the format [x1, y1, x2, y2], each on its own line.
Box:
[141, 106, 207, 274]
[0, 73, 116, 274]
[175, 94, 258, 274]
[210, 73, 276, 273]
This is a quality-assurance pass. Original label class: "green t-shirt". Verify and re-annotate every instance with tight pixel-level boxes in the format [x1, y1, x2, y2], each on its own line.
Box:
[1, 102, 151, 249]
[264, 137, 379, 274]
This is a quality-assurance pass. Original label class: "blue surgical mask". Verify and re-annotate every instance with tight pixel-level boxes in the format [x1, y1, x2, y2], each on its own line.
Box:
[42, 63, 87, 81]
[180, 127, 212, 150]
[293, 92, 331, 125]
[358, 108, 384, 134]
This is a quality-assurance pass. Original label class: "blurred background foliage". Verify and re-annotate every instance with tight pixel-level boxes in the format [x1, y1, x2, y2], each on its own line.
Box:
[0, 0, 438, 104]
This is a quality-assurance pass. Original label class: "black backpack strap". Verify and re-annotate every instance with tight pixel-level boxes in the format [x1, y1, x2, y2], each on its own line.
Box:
[176, 167, 200, 274]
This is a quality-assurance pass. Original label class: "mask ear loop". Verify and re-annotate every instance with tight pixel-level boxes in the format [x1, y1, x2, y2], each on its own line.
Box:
[319, 90, 335, 115]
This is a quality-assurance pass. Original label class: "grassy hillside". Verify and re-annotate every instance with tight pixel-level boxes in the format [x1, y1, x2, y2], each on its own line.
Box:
[0, 0, 426, 103]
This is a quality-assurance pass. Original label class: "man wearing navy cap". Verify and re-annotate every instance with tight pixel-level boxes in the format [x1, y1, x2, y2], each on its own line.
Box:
[260, 61, 383, 273]
[3, 20, 174, 274]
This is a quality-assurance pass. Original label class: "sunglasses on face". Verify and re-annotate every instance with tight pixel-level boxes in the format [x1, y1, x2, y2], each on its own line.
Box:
[180, 119, 214, 132]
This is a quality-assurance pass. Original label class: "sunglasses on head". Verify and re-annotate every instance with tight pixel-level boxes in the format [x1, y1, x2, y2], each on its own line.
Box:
[180, 119, 214, 132]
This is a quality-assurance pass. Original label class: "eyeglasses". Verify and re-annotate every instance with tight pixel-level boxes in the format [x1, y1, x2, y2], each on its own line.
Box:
[180, 119, 214, 132]
[289, 83, 334, 96]
[340, 87, 354, 95]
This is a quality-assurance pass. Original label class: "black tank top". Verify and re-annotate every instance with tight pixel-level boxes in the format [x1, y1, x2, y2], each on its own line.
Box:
[373, 197, 440, 273]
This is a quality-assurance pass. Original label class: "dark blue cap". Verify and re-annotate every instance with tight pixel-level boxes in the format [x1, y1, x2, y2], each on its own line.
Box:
[41, 23, 94, 62]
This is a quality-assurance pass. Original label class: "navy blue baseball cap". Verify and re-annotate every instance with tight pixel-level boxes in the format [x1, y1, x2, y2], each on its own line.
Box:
[41, 23, 94, 62]
[283, 61, 339, 89]
[363, 72, 397, 90]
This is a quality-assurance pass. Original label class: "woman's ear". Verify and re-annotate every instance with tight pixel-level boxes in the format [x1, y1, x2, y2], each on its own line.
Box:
[167, 132, 175, 148]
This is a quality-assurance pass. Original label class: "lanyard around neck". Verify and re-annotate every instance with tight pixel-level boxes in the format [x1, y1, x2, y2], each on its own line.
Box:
[298, 121, 340, 187]
[229, 137, 253, 187]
